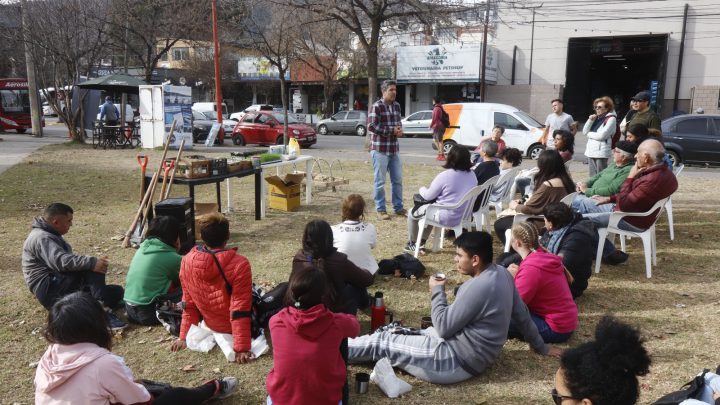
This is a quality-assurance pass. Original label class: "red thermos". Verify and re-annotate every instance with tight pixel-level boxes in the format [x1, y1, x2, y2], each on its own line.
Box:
[370, 292, 393, 332]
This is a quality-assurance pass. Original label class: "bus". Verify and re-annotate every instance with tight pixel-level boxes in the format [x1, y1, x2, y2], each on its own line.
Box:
[0, 78, 35, 133]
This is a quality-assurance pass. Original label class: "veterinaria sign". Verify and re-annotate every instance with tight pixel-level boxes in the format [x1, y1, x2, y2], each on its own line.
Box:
[396, 44, 497, 84]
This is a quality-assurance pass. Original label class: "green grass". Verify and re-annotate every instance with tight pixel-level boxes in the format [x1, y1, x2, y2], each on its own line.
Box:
[0, 143, 719, 404]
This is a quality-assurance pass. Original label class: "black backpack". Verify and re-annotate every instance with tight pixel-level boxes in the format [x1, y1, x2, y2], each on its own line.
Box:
[651, 366, 719, 405]
[251, 282, 289, 337]
[440, 108, 450, 128]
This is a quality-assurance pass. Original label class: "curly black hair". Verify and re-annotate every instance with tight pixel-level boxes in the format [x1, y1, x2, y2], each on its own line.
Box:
[560, 316, 651, 405]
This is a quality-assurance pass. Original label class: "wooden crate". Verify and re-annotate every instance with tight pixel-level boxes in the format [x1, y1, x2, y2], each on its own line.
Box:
[175, 158, 210, 178]
[228, 160, 252, 173]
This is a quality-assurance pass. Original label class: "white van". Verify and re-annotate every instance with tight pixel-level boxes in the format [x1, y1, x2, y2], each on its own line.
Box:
[192, 102, 229, 119]
[441, 103, 545, 159]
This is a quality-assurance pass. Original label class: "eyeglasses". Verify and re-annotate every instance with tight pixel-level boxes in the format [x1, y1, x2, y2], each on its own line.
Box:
[594, 105, 606, 110]
[551, 389, 580, 405]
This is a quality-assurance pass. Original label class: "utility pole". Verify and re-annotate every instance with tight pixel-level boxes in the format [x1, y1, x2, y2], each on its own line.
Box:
[21, 0, 43, 137]
[479, 0, 491, 102]
[211, 0, 224, 141]
[528, 4, 543, 85]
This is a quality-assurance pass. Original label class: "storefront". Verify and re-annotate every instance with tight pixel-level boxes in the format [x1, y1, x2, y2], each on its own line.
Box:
[396, 43, 497, 115]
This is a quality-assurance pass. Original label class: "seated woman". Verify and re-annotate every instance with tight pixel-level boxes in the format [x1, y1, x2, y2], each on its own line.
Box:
[489, 147, 522, 204]
[405, 145, 477, 253]
[35, 292, 238, 404]
[554, 316, 651, 405]
[553, 129, 575, 163]
[292, 219, 374, 315]
[267, 266, 360, 405]
[506, 222, 578, 343]
[331, 194, 378, 275]
[171, 213, 254, 364]
[124, 216, 183, 325]
[473, 125, 506, 162]
[541, 203, 597, 298]
[494, 150, 574, 246]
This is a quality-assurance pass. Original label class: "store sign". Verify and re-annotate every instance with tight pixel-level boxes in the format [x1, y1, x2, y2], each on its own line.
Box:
[237, 56, 290, 81]
[396, 44, 497, 84]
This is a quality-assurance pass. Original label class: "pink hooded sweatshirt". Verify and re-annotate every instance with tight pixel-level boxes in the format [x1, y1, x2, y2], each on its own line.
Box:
[34, 343, 151, 405]
[514, 249, 578, 334]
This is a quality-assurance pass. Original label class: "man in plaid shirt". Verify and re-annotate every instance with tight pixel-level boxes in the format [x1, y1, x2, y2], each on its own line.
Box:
[368, 80, 406, 220]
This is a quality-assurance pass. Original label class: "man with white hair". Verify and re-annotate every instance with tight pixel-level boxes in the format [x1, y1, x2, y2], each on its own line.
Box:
[573, 139, 678, 264]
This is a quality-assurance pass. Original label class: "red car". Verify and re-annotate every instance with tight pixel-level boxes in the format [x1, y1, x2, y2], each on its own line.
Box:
[231, 111, 316, 148]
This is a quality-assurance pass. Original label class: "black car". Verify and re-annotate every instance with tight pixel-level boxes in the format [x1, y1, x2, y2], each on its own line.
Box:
[662, 114, 720, 166]
[192, 111, 223, 144]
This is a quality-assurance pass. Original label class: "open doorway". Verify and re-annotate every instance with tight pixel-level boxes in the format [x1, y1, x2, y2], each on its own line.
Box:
[564, 34, 668, 122]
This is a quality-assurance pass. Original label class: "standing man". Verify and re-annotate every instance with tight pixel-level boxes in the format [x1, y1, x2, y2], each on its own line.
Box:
[542, 99, 575, 150]
[626, 91, 660, 132]
[348, 232, 560, 384]
[99, 96, 119, 126]
[430, 97, 447, 161]
[22, 203, 126, 329]
[368, 80, 405, 220]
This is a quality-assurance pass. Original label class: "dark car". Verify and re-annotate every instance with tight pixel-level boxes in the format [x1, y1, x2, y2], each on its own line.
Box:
[661, 114, 720, 166]
[231, 111, 317, 148]
[316, 110, 368, 136]
[192, 110, 224, 144]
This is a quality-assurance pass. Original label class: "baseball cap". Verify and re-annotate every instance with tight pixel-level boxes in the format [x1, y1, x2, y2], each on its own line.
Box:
[631, 91, 650, 102]
[615, 140, 637, 155]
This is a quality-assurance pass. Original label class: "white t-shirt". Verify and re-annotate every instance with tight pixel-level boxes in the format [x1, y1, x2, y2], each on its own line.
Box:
[544, 112, 574, 149]
[332, 220, 378, 274]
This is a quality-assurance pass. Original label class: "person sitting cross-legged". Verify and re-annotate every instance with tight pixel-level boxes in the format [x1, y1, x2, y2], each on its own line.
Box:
[124, 216, 183, 325]
[573, 139, 678, 265]
[348, 231, 561, 384]
[22, 202, 125, 330]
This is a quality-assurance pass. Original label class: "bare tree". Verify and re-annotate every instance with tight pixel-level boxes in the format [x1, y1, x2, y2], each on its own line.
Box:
[102, 0, 211, 83]
[294, 16, 352, 118]
[231, 0, 300, 145]
[14, 0, 112, 142]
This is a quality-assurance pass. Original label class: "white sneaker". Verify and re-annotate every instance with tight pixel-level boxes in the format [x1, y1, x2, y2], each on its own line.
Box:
[215, 377, 238, 399]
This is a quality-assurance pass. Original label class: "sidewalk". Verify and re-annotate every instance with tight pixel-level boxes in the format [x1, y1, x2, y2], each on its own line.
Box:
[0, 121, 68, 175]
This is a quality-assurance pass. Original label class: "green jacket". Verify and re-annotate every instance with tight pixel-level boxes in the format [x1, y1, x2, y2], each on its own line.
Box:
[628, 109, 661, 130]
[124, 238, 181, 305]
[585, 161, 633, 196]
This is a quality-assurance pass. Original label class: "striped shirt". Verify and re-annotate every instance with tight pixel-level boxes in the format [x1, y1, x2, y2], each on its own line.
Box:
[368, 99, 402, 155]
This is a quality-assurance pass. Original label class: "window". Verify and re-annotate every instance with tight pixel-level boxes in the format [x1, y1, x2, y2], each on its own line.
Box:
[332, 112, 346, 120]
[157, 49, 168, 61]
[494, 112, 526, 131]
[242, 113, 256, 123]
[346, 111, 362, 120]
[676, 118, 709, 135]
[422, 111, 432, 120]
[256, 113, 272, 124]
[1, 89, 30, 113]
[713, 119, 720, 135]
[172, 47, 189, 61]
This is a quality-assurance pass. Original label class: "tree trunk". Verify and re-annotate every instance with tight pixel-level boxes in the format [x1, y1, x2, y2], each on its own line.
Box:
[279, 75, 288, 145]
[322, 77, 333, 118]
[365, 50, 378, 150]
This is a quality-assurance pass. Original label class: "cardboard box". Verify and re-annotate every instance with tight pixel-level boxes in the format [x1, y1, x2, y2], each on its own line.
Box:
[265, 173, 304, 212]
[194, 202, 219, 240]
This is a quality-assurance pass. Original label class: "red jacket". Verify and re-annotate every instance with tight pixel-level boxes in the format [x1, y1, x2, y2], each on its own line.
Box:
[267, 304, 359, 405]
[610, 163, 678, 229]
[514, 249, 578, 334]
[430, 103, 444, 129]
[179, 246, 253, 352]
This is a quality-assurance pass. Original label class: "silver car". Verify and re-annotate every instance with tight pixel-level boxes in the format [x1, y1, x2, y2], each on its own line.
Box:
[316, 110, 368, 136]
[401, 110, 433, 137]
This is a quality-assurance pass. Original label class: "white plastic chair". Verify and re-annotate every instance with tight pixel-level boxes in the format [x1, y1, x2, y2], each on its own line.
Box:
[502, 191, 578, 252]
[490, 166, 522, 214]
[414, 184, 486, 258]
[593, 197, 671, 278]
[665, 164, 683, 241]
[470, 175, 500, 232]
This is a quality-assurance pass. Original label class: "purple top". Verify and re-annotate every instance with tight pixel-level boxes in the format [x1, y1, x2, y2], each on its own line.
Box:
[419, 169, 477, 226]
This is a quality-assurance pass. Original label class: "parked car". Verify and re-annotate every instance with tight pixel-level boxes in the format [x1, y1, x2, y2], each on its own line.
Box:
[401, 110, 433, 137]
[316, 110, 368, 136]
[662, 114, 720, 166]
[192, 102, 228, 119]
[231, 110, 317, 148]
[439, 103, 545, 159]
[191, 110, 225, 144]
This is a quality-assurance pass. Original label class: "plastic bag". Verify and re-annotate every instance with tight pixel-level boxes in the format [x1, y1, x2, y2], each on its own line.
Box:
[288, 138, 301, 157]
[370, 357, 412, 398]
[186, 323, 215, 353]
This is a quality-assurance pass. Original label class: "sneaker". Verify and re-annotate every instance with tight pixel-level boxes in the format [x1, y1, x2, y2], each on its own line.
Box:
[377, 211, 391, 220]
[395, 208, 407, 216]
[214, 377, 239, 399]
[404, 241, 426, 254]
[436, 154, 446, 161]
[602, 250, 629, 266]
[106, 310, 127, 332]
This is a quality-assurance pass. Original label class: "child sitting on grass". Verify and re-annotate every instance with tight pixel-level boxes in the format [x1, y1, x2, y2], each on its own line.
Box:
[34, 291, 238, 404]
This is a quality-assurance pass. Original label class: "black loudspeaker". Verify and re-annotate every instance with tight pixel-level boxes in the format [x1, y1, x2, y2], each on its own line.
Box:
[155, 197, 194, 254]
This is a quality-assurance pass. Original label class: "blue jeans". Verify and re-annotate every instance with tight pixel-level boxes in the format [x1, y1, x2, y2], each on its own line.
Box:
[572, 195, 645, 257]
[371, 150, 403, 213]
[509, 313, 573, 343]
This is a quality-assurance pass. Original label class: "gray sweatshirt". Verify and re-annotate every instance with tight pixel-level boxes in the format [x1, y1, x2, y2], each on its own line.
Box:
[431, 263, 548, 376]
[22, 217, 96, 294]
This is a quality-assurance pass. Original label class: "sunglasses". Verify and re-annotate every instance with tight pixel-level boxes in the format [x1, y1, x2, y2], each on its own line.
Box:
[551, 389, 580, 404]
[594, 105, 606, 110]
